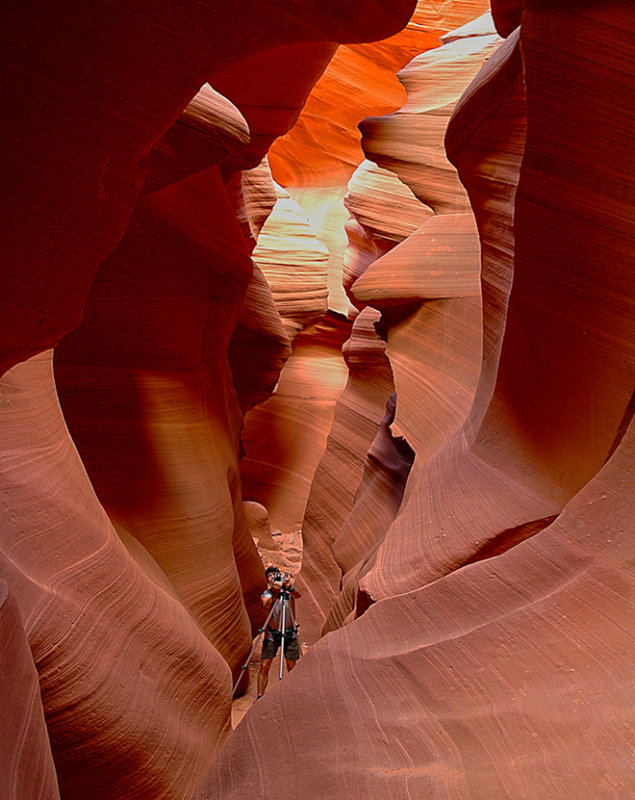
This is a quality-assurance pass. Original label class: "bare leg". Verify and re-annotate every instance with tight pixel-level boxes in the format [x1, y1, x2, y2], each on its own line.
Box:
[285, 659, 297, 673]
[257, 658, 273, 697]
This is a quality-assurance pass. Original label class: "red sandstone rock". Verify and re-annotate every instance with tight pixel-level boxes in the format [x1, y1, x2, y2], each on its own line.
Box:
[269, 0, 491, 188]
[0, 582, 60, 800]
[342, 159, 433, 299]
[240, 316, 351, 541]
[3, 4, 423, 793]
[229, 257, 292, 414]
[445, 26, 526, 400]
[0, 0, 417, 377]
[4, 1, 634, 797]
[296, 14, 496, 637]
[203, 415, 634, 798]
[360, 15, 502, 212]
[225, 158, 279, 255]
[330, 392, 414, 578]
[346, 160, 432, 245]
[197, 4, 635, 798]
[268, 0, 490, 316]
[213, 42, 338, 173]
[324, 20, 495, 630]
[352, 213, 481, 306]
[252, 184, 330, 337]
[224, 159, 293, 413]
[0, 352, 232, 799]
[143, 84, 251, 196]
[299, 308, 397, 641]
[55, 166, 265, 681]
[490, 0, 525, 37]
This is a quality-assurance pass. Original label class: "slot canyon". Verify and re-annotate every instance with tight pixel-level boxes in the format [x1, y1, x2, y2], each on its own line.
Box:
[1, 1, 633, 798]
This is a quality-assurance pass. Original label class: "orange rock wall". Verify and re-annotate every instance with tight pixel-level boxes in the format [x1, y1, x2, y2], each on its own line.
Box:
[305, 14, 497, 632]
[268, 0, 492, 315]
[3, 1, 634, 798]
[1, 2, 419, 797]
[199, 3, 635, 798]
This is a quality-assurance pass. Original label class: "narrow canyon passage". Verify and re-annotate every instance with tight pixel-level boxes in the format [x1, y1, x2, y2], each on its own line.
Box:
[2, 2, 634, 800]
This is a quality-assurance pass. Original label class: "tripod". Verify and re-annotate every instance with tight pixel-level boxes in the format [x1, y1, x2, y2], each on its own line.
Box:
[232, 587, 299, 696]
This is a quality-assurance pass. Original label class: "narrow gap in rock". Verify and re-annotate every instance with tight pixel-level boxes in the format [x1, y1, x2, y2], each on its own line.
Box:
[462, 514, 559, 566]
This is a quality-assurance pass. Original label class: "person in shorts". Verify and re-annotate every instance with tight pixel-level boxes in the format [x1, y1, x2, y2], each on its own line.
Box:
[257, 566, 301, 698]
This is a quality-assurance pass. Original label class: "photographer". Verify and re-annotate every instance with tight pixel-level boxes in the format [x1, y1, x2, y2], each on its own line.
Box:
[257, 566, 301, 699]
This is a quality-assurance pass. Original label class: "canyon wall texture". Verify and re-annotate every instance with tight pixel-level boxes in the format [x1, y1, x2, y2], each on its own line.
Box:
[1, 2, 417, 798]
[2, 1, 634, 799]
[199, 2, 635, 798]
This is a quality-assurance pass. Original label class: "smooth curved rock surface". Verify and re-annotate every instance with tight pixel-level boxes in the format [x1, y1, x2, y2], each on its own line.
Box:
[203, 414, 634, 799]
[330, 392, 414, 578]
[213, 42, 338, 174]
[360, 14, 502, 212]
[298, 14, 495, 634]
[4, 1, 634, 797]
[3, 2, 423, 794]
[240, 315, 351, 540]
[352, 212, 481, 306]
[343, 159, 433, 299]
[269, 0, 491, 188]
[253, 184, 330, 337]
[143, 83, 251, 196]
[0, 0, 417, 377]
[198, 3, 635, 798]
[0, 582, 60, 800]
[347, 15, 498, 464]
[268, 0, 490, 315]
[328, 20, 495, 623]
[55, 165, 262, 678]
[1, 352, 232, 799]
[225, 159, 293, 414]
[298, 308, 397, 641]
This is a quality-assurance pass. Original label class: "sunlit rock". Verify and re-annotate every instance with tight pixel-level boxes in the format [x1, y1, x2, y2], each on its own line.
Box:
[1, 1, 420, 794]
[200, 4, 635, 798]
[269, 0, 491, 315]
[253, 184, 330, 338]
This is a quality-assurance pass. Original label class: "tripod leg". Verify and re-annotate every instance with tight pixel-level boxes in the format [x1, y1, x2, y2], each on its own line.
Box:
[286, 601, 299, 636]
[232, 600, 277, 696]
[284, 600, 300, 664]
[279, 599, 287, 681]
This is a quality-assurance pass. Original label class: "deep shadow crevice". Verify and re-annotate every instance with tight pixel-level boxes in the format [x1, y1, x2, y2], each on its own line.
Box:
[462, 514, 559, 566]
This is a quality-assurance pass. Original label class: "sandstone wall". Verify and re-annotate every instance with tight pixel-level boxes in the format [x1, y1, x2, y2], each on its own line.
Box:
[198, 3, 635, 798]
[1, 2, 418, 797]
[2, 1, 633, 798]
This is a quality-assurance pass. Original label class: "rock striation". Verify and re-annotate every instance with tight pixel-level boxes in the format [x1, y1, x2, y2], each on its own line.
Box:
[1, 582, 60, 800]
[198, 3, 635, 799]
[1, 1, 419, 797]
[206, 418, 634, 798]
[313, 14, 499, 631]
[268, 0, 492, 315]
[288, 10, 500, 640]
[1, 351, 232, 799]
[3, 1, 634, 798]
[252, 184, 330, 338]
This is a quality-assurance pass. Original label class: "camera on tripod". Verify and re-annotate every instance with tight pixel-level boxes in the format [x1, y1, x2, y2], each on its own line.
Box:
[272, 570, 290, 586]
[232, 564, 301, 696]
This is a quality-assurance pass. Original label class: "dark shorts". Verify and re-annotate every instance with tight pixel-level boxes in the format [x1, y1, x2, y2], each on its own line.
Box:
[262, 629, 300, 661]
